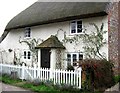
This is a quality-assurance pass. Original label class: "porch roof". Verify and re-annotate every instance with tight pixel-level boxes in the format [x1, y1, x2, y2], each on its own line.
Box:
[35, 35, 65, 49]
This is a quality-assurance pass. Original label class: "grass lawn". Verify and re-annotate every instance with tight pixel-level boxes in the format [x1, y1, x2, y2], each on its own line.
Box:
[0, 74, 102, 93]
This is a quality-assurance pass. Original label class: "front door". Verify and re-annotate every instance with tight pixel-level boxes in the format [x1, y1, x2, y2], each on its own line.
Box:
[41, 49, 50, 68]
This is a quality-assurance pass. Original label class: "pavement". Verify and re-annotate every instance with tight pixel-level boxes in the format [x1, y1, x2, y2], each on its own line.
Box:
[0, 82, 35, 93]
[105, 83, 120, 93]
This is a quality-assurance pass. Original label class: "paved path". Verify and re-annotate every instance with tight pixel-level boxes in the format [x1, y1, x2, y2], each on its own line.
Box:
[105, 83, 120, 92]
[0, 82, 35, 92]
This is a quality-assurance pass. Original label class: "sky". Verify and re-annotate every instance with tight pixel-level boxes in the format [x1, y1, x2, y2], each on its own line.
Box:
[0, 0, 37, 36]
[0, 0, 118, 37]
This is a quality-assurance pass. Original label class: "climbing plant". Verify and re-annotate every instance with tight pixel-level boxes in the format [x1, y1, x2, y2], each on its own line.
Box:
[62, 23, 107, 59]
[19, 37, 43, 66]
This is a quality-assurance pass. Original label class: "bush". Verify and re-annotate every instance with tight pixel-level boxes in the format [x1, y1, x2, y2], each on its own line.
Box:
[67, 65, 74, 71]
[78, 59, 115, 91]
[114, 75, 120, 83]
[32, 79, 43, 86]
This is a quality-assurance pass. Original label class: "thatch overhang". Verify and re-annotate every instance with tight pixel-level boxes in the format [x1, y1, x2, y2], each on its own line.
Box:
[35, 35, 65, 49]
[5, 2, 108, 31]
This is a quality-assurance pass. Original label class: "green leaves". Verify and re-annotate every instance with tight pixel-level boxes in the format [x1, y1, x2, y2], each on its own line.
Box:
[63, 23, 107, 59]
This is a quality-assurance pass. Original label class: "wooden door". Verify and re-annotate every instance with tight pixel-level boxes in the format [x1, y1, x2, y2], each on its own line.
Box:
[41, 49, 50, 68]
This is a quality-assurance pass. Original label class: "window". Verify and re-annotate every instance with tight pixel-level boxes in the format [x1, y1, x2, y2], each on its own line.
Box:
[28, 51, 31, 59]
[25, 27, 31, 38]
[24, 51, 31, 59]
[70, 20, 82, 34]
[24, 51, 27, 59]
[67, 54, 71, 66]
[67, 53, 83, 66]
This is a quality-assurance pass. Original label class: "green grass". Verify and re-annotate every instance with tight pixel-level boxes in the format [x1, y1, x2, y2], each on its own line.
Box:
[19, 83, 57, 92]
[0, 74, 102, 93]
[0, 74, 22, 84]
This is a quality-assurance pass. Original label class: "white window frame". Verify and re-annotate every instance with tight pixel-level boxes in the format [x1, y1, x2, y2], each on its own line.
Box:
[70, 20, 83, 35]
[24, 27, 31, 38]
[23, 50, 31, 60]
[66, 52, 83, 66]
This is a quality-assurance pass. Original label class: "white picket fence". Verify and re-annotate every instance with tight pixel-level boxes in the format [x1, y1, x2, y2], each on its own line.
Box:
[0, 63, 82, 88]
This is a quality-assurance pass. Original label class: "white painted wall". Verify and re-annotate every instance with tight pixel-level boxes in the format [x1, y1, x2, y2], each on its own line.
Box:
[0, 16, 108, 68]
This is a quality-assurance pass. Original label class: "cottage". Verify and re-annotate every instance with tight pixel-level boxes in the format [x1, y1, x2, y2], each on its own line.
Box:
[0, 2, 120, 74]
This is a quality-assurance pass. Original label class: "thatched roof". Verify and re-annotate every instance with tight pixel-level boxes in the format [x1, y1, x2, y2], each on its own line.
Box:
[35, 35, 65, 49]
[5, 2, 108, 31]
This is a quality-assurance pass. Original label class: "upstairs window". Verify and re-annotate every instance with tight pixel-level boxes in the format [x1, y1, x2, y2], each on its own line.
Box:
[70, 20, 82, 34]
[25, 27, 31, 38]
[24, 51, 31, 60]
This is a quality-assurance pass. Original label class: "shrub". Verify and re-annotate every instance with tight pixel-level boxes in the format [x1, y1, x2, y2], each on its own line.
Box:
[32, 79, 44, 86]
[67, 65, 74, 71]
[114, 75, 120, 83]
[78, 59, 115, 91]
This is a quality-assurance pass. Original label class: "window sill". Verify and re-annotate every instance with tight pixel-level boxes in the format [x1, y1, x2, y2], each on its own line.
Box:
[23, 37, 32, 40]
[69, 32, 84, 36]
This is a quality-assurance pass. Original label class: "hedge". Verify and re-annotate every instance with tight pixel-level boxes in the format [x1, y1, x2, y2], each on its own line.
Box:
[78, 59, 115, 91]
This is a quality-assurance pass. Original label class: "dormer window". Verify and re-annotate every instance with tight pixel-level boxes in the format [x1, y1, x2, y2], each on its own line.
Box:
[70, 20, 82, 34]
[25, 27, 31, 38]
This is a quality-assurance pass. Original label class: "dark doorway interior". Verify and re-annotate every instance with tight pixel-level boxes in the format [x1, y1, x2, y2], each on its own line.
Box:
[41, 49, 50, 68]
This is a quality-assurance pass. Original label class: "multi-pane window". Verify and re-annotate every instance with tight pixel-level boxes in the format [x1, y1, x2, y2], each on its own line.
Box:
[24, 51, 27, 59]
[25, 27, 31, 38]
[67, 54, 71, 66]
[28, 51, 31, 59]
[71, 20, 82, 34]
[24, 51, 31, 59]
[67, 53, 83, 66]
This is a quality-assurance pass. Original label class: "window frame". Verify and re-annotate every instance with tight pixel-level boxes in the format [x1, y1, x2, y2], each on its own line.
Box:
[23, 50, 31, 60]
[70, 20, 83, 35]
[66, 52, 83, 66]
[24, 27, 31, 38]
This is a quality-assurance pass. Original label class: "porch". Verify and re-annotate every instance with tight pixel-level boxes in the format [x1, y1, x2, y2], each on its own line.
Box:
[35, 35, 65, 70]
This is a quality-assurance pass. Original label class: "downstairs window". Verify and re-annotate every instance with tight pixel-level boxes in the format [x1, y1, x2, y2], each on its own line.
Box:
[67, 52, 83, 66]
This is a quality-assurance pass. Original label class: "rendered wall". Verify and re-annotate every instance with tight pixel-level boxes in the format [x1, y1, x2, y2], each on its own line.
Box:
[0, 16, 108, 68]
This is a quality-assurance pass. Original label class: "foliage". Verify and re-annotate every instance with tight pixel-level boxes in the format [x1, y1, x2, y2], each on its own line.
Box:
[20, 82, 57, 92]
[0, 74, 22, 84]
[67, 65, 74, 71]
[114, 75, 120, 83]
[19, 37, 43, 66]
[0, 73, 102, 93]
[54, 84, 79, 92]
[82, 23, 107, 59]
[63, 23, 107, 59]
[32, 78, 44, 86]
[78, 59, 115, 91]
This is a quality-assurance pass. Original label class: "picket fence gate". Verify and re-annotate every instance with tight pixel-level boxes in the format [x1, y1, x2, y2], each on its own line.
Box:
[0, 63, 82, 88]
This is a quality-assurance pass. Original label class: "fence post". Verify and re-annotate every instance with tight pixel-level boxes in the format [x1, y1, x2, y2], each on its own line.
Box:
[78, 67, 82, 89]
[50, 68, 53, 80]
[21, 63, 25, 81]
[34, 64, 37, 79]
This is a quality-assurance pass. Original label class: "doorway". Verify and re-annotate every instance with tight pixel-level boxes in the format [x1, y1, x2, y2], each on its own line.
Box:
[41, 49, 50, 68]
